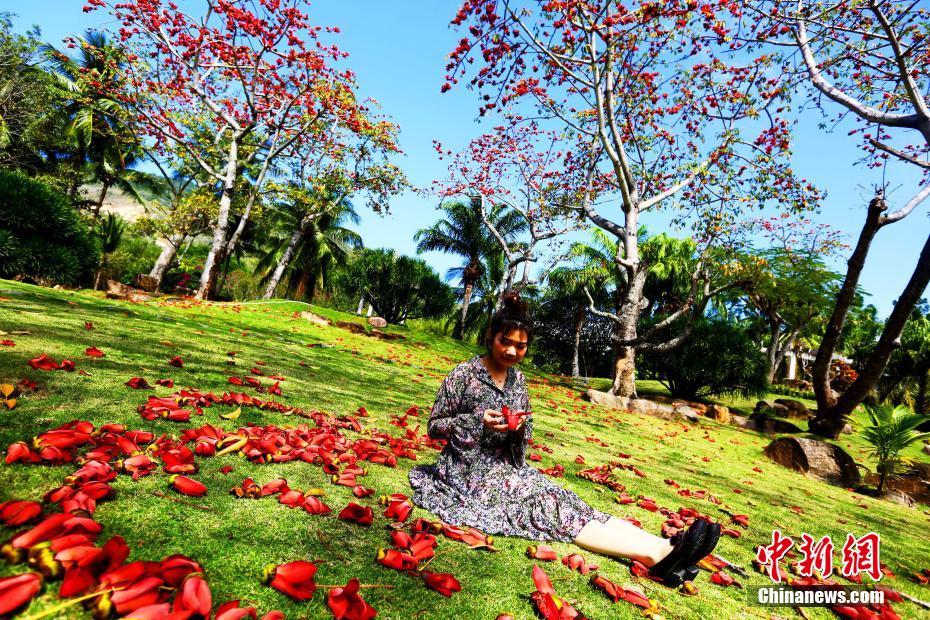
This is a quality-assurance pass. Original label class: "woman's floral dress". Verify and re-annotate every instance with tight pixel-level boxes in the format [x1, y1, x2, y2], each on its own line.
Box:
[408, 355, 611, 543]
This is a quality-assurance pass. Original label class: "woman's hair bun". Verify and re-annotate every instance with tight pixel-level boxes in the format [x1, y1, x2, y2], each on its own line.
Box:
[501, 291, 528, 315]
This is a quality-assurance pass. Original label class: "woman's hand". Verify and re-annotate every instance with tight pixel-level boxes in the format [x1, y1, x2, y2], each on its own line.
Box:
[483, 409, 525, 432]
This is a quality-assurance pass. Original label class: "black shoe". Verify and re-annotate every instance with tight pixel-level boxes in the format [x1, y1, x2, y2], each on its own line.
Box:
[693, 522, 722, 566]
[648, 519, 710, 587]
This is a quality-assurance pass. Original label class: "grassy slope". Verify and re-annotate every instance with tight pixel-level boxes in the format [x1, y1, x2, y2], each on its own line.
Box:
[0, 280, 927, 620]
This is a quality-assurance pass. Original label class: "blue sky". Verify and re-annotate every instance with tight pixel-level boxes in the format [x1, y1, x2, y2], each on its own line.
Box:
[5, 1, 927, 318]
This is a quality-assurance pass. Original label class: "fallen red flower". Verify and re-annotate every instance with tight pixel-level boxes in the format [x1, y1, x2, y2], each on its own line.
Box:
[590, 574, 651, 608]
[422, 571, 461, 597]
[338, 502, 374, 526]
[710, 571, 741, 588]
[169, 356, 184, 368]
[29, 354, 60, 371]
[353, 486, 375, 498]
[156, 378, 174, 388]
[327, 577, 377, 620]
[376, 548, 417, 571]
[170, 475, 207, 497]
[5, 442, 40, 464]
[0, 572, 43, 616]
[526, 545, 558, 561]
[265, 560, 317, 601]
[215, 600, 259, 620]
[126, 377, 152, 389]
[302, 496, 331, 515]
[173, 574, 212, 618]
[109, 575, 165, 614]
[0, 500, 42, 527]
[84, 346, 105, 358]
[562, 553, 598, 575]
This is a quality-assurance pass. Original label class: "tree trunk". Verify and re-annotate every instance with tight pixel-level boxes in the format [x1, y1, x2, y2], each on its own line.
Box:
[356, 295, 366, 315]
[455, 280, 474, 340]
[263, 225, 304, 300]
[572, 303, 586, 378]
[149, 235, 181, 290]
[93, 183, 110, 219]
[812, 194, 886, 418]
[196, 139, 239, 300]
[766, 319, 782, 384]
[772, 331, 798, 384]
[811, 231, 930, 438]
[608, 267, 647, 398]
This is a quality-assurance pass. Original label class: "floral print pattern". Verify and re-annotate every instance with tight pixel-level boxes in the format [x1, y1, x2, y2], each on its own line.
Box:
[408, 355, 611, 542]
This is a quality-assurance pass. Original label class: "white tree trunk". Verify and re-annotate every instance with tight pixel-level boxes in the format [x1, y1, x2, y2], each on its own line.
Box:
[196, 139, 239, 300]
[262, 226, 303, 300]
[149, 235, 181, 290]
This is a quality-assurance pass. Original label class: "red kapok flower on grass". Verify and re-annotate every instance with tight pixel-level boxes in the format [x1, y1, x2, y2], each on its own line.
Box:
[170, 475, 207, 497]
[327, 577, 377, 620]
[264, 560, 317, 601]
[422, 572, 461, 597]
[409, 534, 437, 562]
[5, 441, 40, 464]
[109, 575, 165, 614]
[303, 496, 331, 516]
[710, 570, 741, 588]
[530, 565, 584, 619]
[215, 600, 259, 620]
[173, 574, 212, 618]
[590, 574, 652, 608]
[0, 572, 43, 617]
[120, 454, 157, 480]
[383, 499, 412, 522]
[526, 545, 558, 561]
[160, 554, 203, 587]
[84, 346, 105, 358]
[29, 354, 60, 371]
[338, 503, 374, 526]
[156, 378, 174, 388]
[353, 486, 376, 498]
[562, 553, 599, 575]
[0, 500, 42, 526]
[169, 356, 184, 368]
[58, 359, 75, 372]
[376, 548, 418, 571]
[1, 339, 14, 346]
[126, 377, 152, 389]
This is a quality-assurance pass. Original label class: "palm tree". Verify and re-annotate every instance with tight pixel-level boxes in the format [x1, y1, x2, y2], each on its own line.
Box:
[94, 212, 126, 290]
[43, 31, 160, 214]
[861, 402, 930, 494]
[415, 198, 525, 339]
[257, 187, 362, 301]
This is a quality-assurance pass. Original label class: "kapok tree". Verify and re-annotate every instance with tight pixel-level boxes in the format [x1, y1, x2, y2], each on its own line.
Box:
[737, 217, 846, 383]
[751, 1, 930, 437]
[85, 0, 370, 300]
[446, 0, 819, 397]
[434, 120, 583, 305]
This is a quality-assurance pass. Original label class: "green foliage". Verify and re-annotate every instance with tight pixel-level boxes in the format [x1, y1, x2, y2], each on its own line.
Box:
[639, 319, 769, 400]
[861, 402, 930, 494]
[0, 169, 99, 285]
[106, 235, 162, 285]
[341, 248, 456, 324]
[767, 384, 816, 400]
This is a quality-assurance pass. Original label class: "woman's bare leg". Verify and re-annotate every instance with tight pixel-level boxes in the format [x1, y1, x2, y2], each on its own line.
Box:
[573, 517, 674, 567]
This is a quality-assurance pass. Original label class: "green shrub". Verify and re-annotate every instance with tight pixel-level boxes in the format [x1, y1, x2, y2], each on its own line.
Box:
[106, 235, 162, 285]
[0, 169, 99, 286]
[768, 384, 816, 400]
[639, 319, 769, 400]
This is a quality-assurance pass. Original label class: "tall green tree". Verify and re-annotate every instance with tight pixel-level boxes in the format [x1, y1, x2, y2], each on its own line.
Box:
[43, 31, 155, 213]
[415, 199, 525, 339]
[256, 185, 361, 301]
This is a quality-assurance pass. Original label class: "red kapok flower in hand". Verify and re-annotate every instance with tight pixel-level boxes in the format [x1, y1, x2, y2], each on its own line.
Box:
[264, 560, 317, 601]
[0, 573, 43, 616]
[169, 356, 184, 368]
[422, 572, 461, 597]
[501, 405, 530, 431]
[338, 503, 373, 526]
[326, 578, 377, 620]
[170, 475, 207, 497]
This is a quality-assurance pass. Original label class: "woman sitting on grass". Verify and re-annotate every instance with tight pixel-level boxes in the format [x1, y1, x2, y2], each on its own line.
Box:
[408, 292, 720, 587]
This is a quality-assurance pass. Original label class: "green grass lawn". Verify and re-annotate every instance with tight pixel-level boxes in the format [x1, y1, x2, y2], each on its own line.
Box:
[1, 280, 928, 619]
